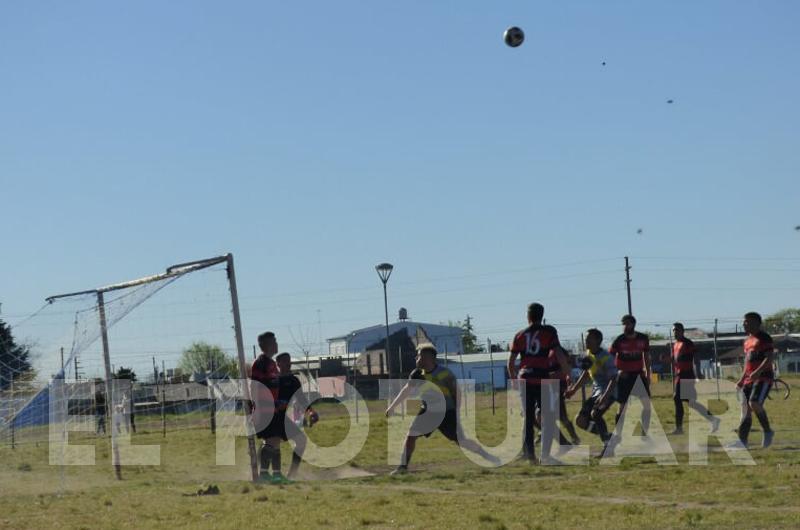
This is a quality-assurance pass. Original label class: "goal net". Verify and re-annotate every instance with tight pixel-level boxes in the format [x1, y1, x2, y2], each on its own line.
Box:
[0, 255, 256, 479]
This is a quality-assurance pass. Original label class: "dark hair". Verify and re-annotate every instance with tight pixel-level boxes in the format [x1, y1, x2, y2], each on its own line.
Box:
[673, 322, 684, 331]
[258, 332, 275, 345]
[744, 312, 762, 324]
[621, 314, 636, 325]
[275, 352, 291, 362]
[527, 303, 545, 322]
[417, 346, 438, 357]
[586, 328, 603, 343]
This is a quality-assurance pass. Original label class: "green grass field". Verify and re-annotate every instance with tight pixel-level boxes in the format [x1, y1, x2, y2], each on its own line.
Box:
[2, 378, 799, 529]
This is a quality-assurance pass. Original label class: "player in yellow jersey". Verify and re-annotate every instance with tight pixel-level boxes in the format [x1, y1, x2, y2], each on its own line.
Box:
[386, 345, 500, 474]
[565, 328, 617, 444]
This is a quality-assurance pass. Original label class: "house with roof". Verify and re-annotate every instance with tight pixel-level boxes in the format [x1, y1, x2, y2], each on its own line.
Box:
[649, 332, 800, 379]
[717, 333, 800, 375]
[326, 308, 463, 377]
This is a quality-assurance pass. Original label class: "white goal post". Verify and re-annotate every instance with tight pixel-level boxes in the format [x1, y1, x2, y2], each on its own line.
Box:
[40, 253, 258, 482]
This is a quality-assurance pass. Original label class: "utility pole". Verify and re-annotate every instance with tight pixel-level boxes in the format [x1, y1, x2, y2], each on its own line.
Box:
[60, 347, 65, 378]
[624, 256, 633, 315]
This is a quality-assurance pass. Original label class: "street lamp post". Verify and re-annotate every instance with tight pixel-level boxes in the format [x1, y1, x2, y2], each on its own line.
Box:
[375, 262, 394, 377]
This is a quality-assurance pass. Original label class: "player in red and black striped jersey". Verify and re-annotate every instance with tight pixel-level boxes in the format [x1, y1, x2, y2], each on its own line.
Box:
[507, 303, 570, 463]
[736, 312, 775, 448]
[250, 331, 282, 482]
[608, 315, 652, 439]
[669, 323, 718, 435]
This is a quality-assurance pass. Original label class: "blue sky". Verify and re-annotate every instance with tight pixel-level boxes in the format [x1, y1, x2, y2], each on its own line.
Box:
[1, 1, 799, 377]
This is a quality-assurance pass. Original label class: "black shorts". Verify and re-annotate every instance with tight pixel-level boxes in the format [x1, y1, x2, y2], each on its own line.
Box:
[579, 392, 614, 417]
[579, 394, 599, 417]
[743, 381, 772, 405]
[674, 378, 697, 401]
[257, 413, 302, 441]
[521, 381, 544, 414]
[617, 372, 650, 404]
[409, 408, 460, 442]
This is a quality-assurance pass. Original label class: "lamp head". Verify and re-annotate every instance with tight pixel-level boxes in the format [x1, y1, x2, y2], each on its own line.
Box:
[375, 262, 394, 283]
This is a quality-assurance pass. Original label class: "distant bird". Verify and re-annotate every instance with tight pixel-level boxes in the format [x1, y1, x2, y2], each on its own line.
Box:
[795, 225, 800, 231]
[667, 99, 674, 104]
[637, 228, 643, 235]
[602, 61, 606, 66]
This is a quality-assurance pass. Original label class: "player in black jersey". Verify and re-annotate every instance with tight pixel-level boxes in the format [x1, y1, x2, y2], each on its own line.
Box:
[266, 353, 317, 483]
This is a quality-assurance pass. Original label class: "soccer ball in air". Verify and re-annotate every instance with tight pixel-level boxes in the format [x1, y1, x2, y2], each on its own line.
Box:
[504, 26, 525, 48]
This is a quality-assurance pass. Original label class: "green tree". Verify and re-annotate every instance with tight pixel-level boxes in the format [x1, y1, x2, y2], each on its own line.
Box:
[114, 366, 137, 381]
[178, 342, 238, 377]
[0, 319, 35, 391]
[460, 315, 484, 354]
[764, 308, 800, 334]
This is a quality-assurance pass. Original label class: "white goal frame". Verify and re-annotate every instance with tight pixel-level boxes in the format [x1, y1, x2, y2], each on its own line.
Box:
[45, 253, 258, 481]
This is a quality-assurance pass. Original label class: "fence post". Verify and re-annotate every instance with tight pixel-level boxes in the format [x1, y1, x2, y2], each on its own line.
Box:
[161, 360, 167, 438]
[10, 380, 15, 450]
[487, 338, 496, 416]
[207, 358, 217, 435]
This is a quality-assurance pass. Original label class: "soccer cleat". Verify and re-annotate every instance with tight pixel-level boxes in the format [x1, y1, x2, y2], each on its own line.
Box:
[540, 455, 564, 466]
[602, 435, 620, 458]
[270, 473, 291, 485]
[762, 430, 774, 449]
[390, 465, 408, 476]
[669, 427, 684, 435]
[256, 472, 272, 483]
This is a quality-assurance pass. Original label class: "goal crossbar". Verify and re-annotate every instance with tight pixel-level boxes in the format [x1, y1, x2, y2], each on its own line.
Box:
[45, 255, 229, 302]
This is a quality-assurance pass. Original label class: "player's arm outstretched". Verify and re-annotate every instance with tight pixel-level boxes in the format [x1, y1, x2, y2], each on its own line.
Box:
[565, 368, 590, 399]
[596, 374, 618, 411]
[386, 382, 414, 416]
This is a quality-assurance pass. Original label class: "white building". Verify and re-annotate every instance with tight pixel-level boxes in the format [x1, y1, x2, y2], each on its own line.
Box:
[326, 310, 463, 376]
[328, 324, 462, 357]
[441, 352, 509, 390]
